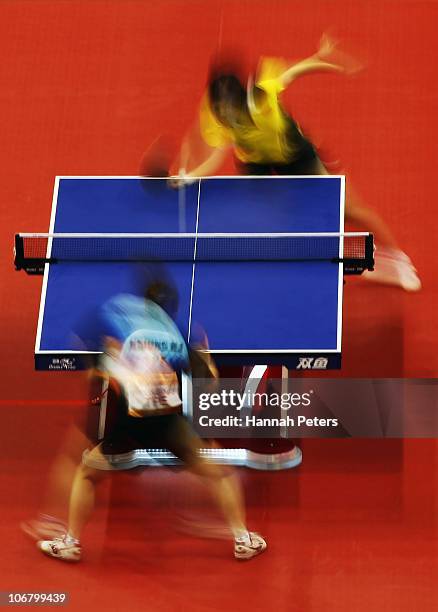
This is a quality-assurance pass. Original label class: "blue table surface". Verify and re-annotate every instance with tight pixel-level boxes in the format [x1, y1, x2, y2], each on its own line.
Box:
[38, 177, 343, 354]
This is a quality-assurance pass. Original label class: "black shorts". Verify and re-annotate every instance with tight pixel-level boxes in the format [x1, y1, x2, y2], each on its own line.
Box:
[82, 375, 203, 466]
[237, 136, 321, 176]
[234, 105, 323, 175]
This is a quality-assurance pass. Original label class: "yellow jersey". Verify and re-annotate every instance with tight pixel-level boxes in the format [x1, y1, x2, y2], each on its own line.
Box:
[199, 57, 305, 164]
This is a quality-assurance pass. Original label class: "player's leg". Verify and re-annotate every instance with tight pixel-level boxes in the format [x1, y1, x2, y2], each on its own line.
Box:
[305, 157, 398, 243]
[343, 177, 421, 291]
[21, 374, 102, 542]
[275, 141, 401, 245]
[280, 152, 421, 291]
[21, 424, 88, 541]
[36, 375, 125, 562]
[37, 444, 111, 562]
[161, 414, 267, 560]
[67, 444, 110, 541]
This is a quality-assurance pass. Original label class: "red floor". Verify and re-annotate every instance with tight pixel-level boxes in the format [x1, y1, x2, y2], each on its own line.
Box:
[1, 419, 436, 611]
[1, 1, 437, 610]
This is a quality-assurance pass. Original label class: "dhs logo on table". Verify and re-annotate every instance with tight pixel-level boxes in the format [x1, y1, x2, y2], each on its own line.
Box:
[48, 357, 76, 371]
[296, 357, 328, 370]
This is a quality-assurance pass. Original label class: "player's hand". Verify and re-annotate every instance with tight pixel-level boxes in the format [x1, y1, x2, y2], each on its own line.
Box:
[317, 33, 338, 59]
[317, 33, 364, 76]
[167, 176, 183, 189]
[168, 176, 195, 189]
[167, 169, 197, 189]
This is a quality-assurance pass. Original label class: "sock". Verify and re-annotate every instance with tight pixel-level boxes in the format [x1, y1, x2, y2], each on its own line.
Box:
[65, 532, 80, 545]
[233, 528, 250, 544]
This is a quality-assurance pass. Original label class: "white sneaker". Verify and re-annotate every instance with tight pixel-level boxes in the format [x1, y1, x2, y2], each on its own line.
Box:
[37, 536, 81, 562]
[234, 532, 267, 561]
[363, 247, 421, 292]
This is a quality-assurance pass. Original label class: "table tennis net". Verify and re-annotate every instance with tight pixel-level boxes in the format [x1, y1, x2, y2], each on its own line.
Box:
[15, 233, 374, 274]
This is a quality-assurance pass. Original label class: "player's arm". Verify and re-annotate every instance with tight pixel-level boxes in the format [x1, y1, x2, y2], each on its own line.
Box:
[170, 117, 229, 185]
[278, 34, 362, 88]
[183, 146, 228, 179]
[278, 57, 345, 87]
[170, 146, 228, 186]
[189, 325, 219, 392]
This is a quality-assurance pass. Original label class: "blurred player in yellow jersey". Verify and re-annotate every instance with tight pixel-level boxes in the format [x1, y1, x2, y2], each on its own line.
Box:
[174, 35, 420, 292]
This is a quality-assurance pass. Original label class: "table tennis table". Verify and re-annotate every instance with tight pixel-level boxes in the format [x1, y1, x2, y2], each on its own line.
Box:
[15, 176, 373, 470]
